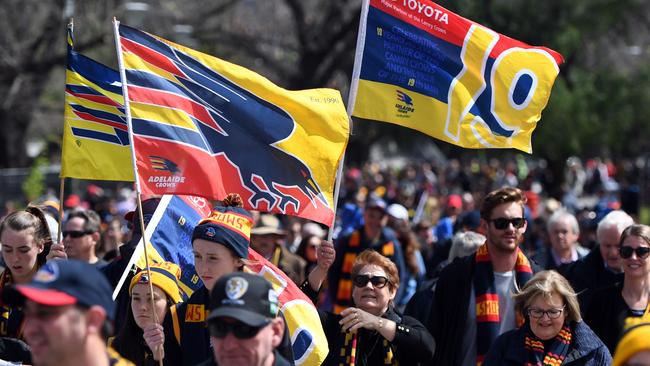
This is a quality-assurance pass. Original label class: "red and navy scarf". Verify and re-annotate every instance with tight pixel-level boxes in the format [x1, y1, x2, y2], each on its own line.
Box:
[474, 244, 533, 365]
[524, 324, 572, 366]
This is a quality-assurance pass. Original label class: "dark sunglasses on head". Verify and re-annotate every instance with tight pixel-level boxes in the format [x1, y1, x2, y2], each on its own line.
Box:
[619, 246, 650, 259]
[208, 320, 268, 339]
[489, 217, 526, 230]
[353, 274, 390, 289]
[62, 230, 92, 238]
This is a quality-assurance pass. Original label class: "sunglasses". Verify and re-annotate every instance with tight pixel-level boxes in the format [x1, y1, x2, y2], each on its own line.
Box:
[208, 320, 268, 339]
[62, 230, 92, 238]
[619, 246, 650, 259]
[489, 217, 526, 230]
[353, 275, 390, 289]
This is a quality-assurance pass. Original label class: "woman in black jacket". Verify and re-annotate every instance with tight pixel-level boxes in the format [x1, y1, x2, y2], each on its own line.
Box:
[484, 270, 610, 365]
[585, 224, 650, 353]
[303, 246, 435, 366]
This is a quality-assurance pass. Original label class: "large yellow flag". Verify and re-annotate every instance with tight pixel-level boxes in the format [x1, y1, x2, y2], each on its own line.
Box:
[349, 0, 563, 153]
[61, 26, 134, 181]
[115, 23, 348, 226]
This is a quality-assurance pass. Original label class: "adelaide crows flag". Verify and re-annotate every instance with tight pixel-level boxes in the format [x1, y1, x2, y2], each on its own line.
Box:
[114, 23, 349, 226]
[349, 0, 564, 153]
[62, 24, 134, 181]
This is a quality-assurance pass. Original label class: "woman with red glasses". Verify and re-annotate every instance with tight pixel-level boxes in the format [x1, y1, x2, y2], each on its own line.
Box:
[585, 224, 650, 353]
[303, 248, 435, 365]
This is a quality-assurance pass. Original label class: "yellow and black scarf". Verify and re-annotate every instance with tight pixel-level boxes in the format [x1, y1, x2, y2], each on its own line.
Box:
[338, 308, 400, 366]
[524, 324, 572, 365]
[474, 244, 533, 365]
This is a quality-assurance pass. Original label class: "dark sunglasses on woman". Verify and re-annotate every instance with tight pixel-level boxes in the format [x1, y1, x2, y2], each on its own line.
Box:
[353, 275, 390, 289]
[619, 246, 650, 259]
[208, 319, 269, 339]
[489, 217, 526, 230]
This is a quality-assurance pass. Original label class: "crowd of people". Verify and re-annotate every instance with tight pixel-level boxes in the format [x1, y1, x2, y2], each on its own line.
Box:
[0, 155, 649, 365]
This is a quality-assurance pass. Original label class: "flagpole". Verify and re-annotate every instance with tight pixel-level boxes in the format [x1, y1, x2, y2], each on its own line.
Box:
[57, 178, 65, 244]
[327, 154, 345, 242]
[113, 19, 164, 365]
[325, 0, 370, 243]
[111, 194, 173, 300]
[57, 19, 73, 246]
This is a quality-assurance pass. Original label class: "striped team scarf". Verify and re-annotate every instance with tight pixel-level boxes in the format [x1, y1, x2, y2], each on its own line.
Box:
[0, 271, 25, 338]
[474, 244, 533, 365]
[339, 331, 398, 366]
[524, 324, 572, 366]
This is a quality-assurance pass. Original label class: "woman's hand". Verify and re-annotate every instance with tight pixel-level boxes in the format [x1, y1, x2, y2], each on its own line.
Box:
[308, 240, 336, 291]
[316, 240, 335, 271]
[142, 323, 165, 361]
[46, 243, 67, 261]
[340, 307, 397, 341]
[339, 307, 382, 332]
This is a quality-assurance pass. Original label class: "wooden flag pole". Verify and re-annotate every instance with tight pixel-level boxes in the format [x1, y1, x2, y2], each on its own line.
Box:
[327, 153, 346, 242]
[134, 192, 164, 365]
[113, 18, 163, 365]
[57, 178, 65, 244]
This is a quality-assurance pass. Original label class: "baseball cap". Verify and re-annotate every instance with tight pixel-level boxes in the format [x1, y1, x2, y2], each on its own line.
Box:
[124, 197, 161, 227]
[64, 194, 80, 208]
[458, 210, 481, 231]
[366, 197, 387, 213]
[2, 260, 115, 320]
[302, 222, 326, 239]
[251, 214, 286, 236]
[387, 203, 409, 221]
[207, 272, 279, 327]
[447, 194, 462, 209]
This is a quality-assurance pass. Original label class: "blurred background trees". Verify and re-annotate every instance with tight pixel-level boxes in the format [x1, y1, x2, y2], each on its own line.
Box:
[0, 0, 649, 184]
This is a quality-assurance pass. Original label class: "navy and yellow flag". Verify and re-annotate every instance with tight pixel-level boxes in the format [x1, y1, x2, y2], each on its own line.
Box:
[349, 0, 564, 153]
[62, 24, 134, 180]
[115, 23, 348, 226]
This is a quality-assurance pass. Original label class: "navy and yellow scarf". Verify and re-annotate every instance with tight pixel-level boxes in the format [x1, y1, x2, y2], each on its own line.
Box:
[474, 244, 533, 365]
[0, 270, 25, 338]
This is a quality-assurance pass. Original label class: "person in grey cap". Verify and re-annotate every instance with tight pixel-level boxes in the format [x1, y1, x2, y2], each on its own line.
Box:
[198, 272, 290, 366]
[1, 259, 133, 366]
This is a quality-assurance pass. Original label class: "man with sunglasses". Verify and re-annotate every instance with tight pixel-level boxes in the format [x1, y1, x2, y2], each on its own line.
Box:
[200, 272, 290, 366]
[47, 210, 108, 269]
[428, 187, 539, 366]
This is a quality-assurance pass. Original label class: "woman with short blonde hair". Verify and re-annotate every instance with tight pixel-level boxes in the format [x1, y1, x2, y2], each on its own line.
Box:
[513, 270, 582, 323]
[484, 270, 611, 365]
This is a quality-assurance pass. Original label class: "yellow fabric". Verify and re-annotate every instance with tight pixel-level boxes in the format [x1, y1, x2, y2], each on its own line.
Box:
[62, 60, 134, 181]
[613, 323, 650, 366]
[129, 262, 182, 304]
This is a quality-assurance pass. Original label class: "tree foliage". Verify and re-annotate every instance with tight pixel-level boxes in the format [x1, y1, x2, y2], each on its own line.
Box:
[0, 0, 649, 172]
